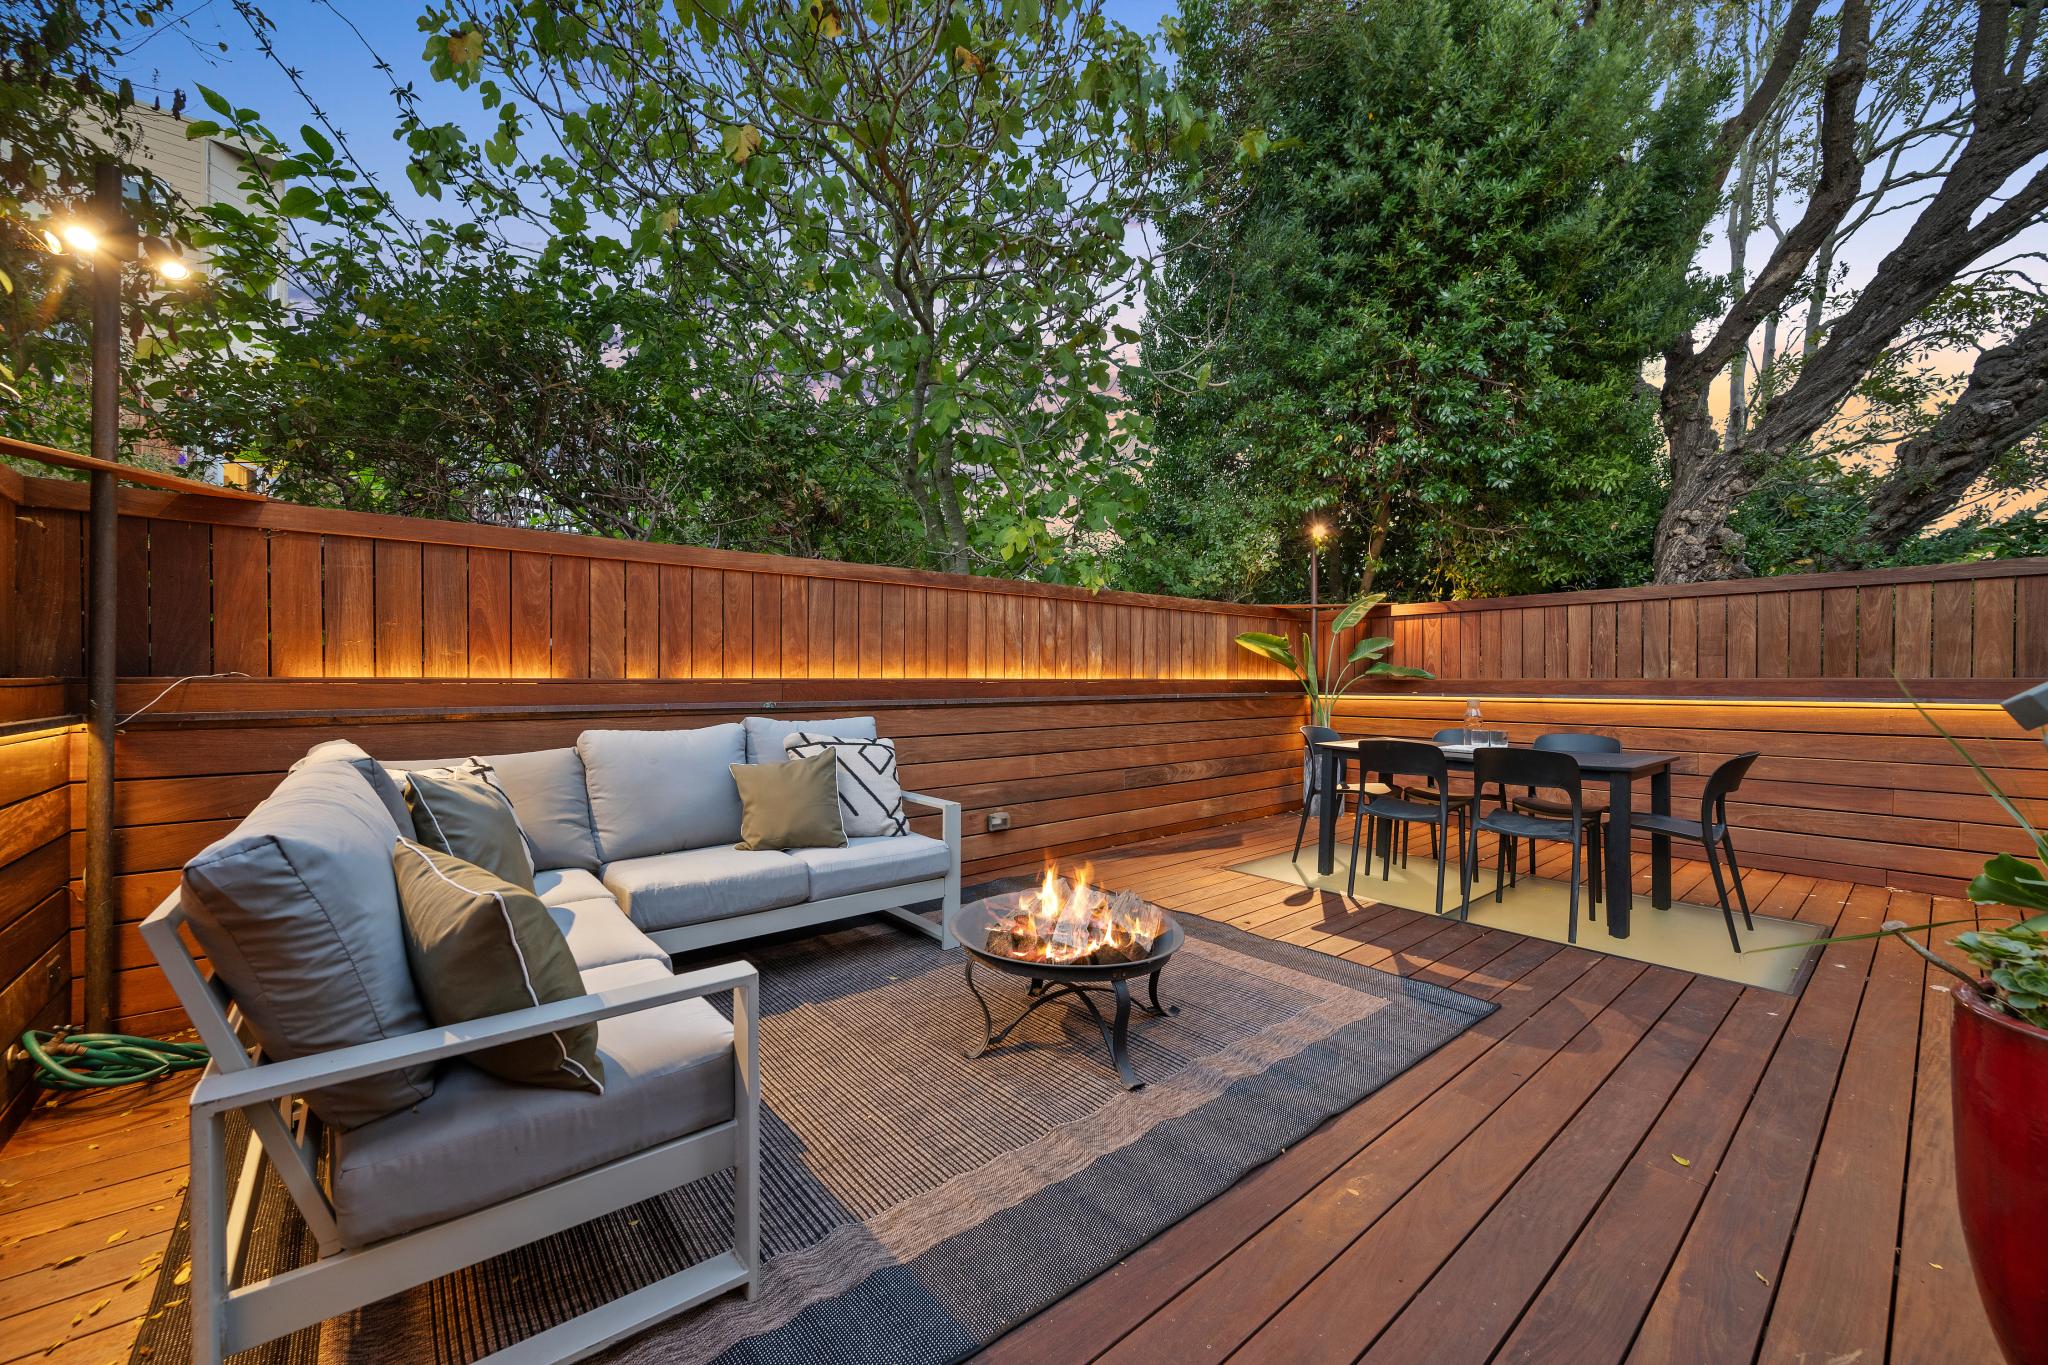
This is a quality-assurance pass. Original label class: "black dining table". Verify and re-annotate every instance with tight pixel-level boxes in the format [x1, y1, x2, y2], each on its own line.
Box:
[1309, 737, 1681, 938]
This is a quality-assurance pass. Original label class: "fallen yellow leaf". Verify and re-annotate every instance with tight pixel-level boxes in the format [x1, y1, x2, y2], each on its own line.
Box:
[105, 1229, 126, 1244]
[1671, 1154, 1691, 1168]
[173, 1260, 191, 1286]
[1755, 1270, 1770, 1285]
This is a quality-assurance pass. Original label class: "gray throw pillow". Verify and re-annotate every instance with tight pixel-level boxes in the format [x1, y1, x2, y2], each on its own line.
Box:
[731, 751, 848, 851]
[742, 715, 876, 764]
[784, 733, 909, 837]
[391, 840, 603, 1094]
[477, 747, 603, 872]
[577, 723, 746, 860]
[292, 739, 412, 829]
[404, 762, 538, 892]
[180, 762, 435, 1131]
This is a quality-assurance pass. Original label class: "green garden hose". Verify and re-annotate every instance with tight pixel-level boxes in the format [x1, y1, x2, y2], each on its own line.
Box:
[10, 1028, 209, 1090]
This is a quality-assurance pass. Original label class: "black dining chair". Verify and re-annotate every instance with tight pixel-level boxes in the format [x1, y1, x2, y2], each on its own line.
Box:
[1346, 739, 1470, 918]
[1466, 747, 1599, 943]
[1508, 732, 1620, 905]
[1635, 751, 1761, 953]
[1393, 727, 1506, 867]
[1293, 725, 1392, 863]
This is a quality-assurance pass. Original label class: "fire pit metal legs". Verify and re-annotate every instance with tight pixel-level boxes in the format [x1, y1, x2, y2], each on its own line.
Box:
[963, 959, 1177, 1090]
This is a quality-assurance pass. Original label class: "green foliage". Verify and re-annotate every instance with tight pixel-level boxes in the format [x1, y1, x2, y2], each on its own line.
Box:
[1116, 0, 1721, 603]
[1235, 593, 1429, 724]
[400, 0, 1206, 583]
[1952, 927, 2048, 1028]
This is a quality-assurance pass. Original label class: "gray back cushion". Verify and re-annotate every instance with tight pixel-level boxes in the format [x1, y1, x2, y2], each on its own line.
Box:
[742, 715, 876, 764]
[577, 723, 746, 860]
[478, 747, 603, 872]
[179, 762, 435, 1131]
[292, 739, 412, 828]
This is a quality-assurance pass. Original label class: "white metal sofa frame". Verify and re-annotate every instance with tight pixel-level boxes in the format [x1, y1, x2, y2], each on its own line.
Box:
[141, 894, 762, 1365]
[639, 790, 966, 955]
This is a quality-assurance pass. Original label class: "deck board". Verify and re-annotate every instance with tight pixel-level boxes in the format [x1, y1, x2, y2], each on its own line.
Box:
[0, 813, 2001, 1364]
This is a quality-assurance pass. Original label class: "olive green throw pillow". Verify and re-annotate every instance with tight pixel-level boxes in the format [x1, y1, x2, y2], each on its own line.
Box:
[404, 763, 536, 892]
[391, 840, 604, 1094]
[730, 750, 848, 851]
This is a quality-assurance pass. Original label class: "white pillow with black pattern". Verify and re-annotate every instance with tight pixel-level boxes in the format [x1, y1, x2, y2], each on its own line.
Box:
[784, 733, 909, 838]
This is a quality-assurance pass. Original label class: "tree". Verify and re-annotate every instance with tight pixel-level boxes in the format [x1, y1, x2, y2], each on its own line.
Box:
[1655, 0, 2048, 581]
[1117, 0, 1721, 603]
[404, 0, 1203, 583]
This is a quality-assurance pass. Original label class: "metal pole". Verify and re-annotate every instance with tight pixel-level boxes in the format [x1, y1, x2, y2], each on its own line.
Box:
[84, 159, 121, 1034]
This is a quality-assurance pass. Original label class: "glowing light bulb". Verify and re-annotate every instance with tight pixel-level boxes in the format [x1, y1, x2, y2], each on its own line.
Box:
[152, 256, 191, 282]
[59, 222, 100, 254]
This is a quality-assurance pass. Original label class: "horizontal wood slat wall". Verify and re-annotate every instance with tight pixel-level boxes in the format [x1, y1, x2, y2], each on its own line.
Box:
[0, 721, 74, 1131]
[7, 474, 1296, 684]
[1318, 559, 2048, 699]
[77, 691, 1304, 1033]
[1326, 694, 2044, 896]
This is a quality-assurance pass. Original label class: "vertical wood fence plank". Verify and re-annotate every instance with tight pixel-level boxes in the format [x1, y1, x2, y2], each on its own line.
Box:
[948, 591, 970, 678]
[806, 577, 835, 680]
[373, 539, 422, 678]
[742, 573, 774, 678]
[1894, 581, 1934, 679]
[421, 543, 469, 678]
[1931, 580, 1972, 678]
[1822, 588, 1859, 678]
[1616, 601, 1643, 679]
[1640, 598, 1670, 679]
[149, 520, 212, 677]
[1788, 590, 1823, 678]
[1565, 604, 1591, 679]
[509, 552, 552, 678]
[267, 532, 323, 678]
[780, 576, 809, 680]
[1756, 592, 1790, 678]
[1520, 610, 1544, 679]
[587, 559, 625, 680]
[114, 519, 149, 675]
[659, 564, 692, 679]
[1695, 596, 1725, 680]
[625, 561, 661, 680]
[549, 555, 589, 680]
[210, 525, 269, 676]
[1588, 604, 1613, 679]
[904, 587, 927, 679]
[1857, 584, 1895, 678]
[723, 571, 754, 679]
[692, 568, 724, 680]
[1052, 599, 1073, 681]
[1973, 578, 2015, 678]
[467, 548, 511, 679]
[322, 537, 375, 678]
[857, 582, 882, 679]
[2016, 577, 2048, 678]
[13, 509, 82, 676]
[1724, 595, 1755, 679]
[1668, 596, 1698, 679]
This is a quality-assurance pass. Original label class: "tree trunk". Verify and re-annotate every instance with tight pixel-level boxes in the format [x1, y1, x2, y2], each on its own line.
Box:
[1860, 312, 2048, 554]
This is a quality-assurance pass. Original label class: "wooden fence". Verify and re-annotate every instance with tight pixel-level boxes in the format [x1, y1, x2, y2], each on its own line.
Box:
[2, 462, 2045, 1049]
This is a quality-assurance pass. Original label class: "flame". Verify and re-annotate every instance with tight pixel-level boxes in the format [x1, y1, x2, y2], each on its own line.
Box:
[984, 863, 1167, 967]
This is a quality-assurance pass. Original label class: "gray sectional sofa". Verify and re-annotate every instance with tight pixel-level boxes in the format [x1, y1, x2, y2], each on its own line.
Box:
[141, 714, 961, 1362]
[386, 716, 962, 956]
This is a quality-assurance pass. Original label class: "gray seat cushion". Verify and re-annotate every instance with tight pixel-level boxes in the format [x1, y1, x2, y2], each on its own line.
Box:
[742, 714, 875, 764]
[179, 763, 433, 1131]
[602, 846, 811, 932]
[330, 959, 734, 1246]
[577, 724, 746, 861]
[479, 748, 603, 873]
[794, 834, 951, 899]
[534, 867, 610, 908]
[548, 897, 672, 972]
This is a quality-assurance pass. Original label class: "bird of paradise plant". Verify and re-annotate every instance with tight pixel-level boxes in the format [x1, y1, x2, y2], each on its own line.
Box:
[1235, 592, 1432, 727]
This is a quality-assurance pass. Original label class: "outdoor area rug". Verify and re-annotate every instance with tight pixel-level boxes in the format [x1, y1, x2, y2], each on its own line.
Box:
[131, 879, 1493, 1365]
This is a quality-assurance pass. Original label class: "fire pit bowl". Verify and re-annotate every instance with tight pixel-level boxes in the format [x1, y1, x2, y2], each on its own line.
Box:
[949, 871, 1184, 1089]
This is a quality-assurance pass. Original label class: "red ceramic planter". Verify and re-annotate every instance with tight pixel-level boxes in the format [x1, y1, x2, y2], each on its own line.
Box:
[1951, 983, 2048, 1365]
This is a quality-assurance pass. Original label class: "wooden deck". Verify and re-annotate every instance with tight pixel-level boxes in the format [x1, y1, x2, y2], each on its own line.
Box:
[0, 814, 2006, 1364]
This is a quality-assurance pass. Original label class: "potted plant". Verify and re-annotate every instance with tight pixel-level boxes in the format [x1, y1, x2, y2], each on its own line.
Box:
[1234, 593, 1432, 819]
[1774, 696, 2046, 1364]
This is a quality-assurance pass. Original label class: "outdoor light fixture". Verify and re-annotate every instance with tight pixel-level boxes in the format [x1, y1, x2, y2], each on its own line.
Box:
[152, 254, 191, 282]
[59, 220, 101, 254]
[1309, 520, 1330, 543]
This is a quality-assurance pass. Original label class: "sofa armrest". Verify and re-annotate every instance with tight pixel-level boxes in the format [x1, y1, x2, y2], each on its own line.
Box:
[190, 961, 758, 1117]
[900, 791, 960, 839]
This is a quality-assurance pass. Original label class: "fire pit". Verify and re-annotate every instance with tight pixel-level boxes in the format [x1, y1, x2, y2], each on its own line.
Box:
[949, 866, 1184, 1089]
